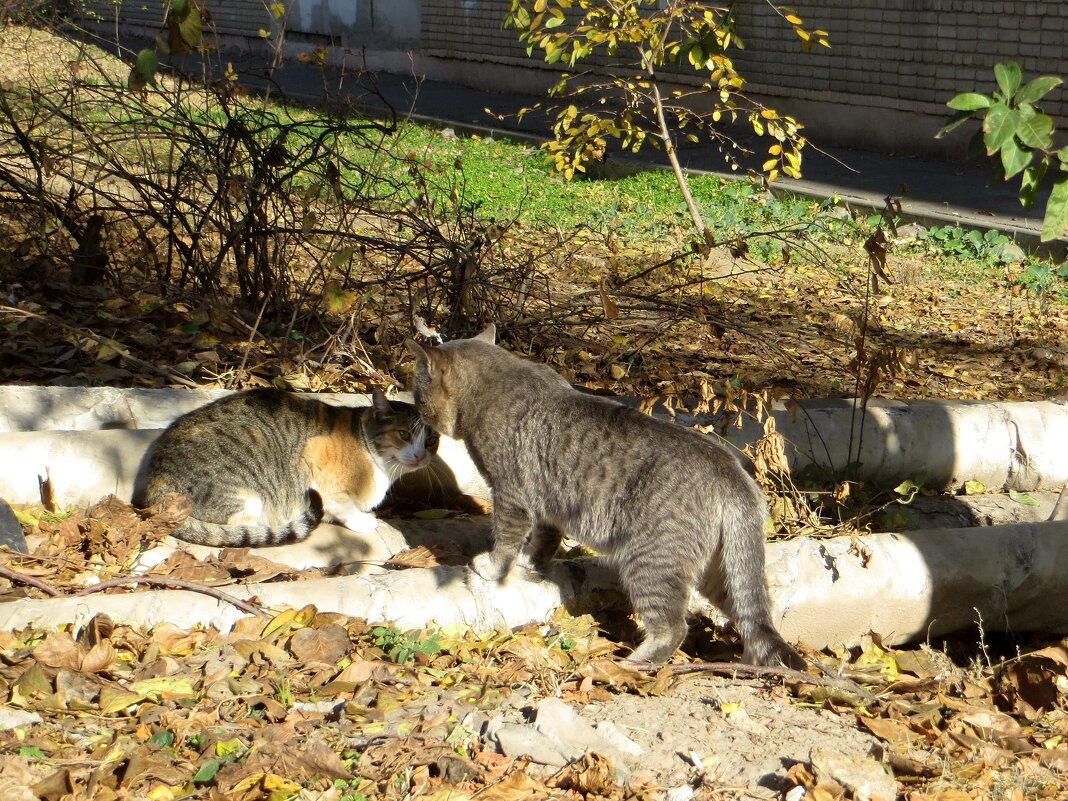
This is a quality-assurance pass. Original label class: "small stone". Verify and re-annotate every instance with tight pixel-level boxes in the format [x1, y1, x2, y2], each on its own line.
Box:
[894, 222, 927, 241]
[484, 717, 571, 768]
[810, 747, 897, 801]
[667, 786, 695, 801]
[0, 498, 27, 553]
[994, 240, 1026, 264]
[824, 205, 853, 222]
[0, 707, 42, 728]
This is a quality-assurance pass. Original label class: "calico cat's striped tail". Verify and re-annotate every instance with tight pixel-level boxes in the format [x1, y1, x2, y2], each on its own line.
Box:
[175, 489, 325, 547]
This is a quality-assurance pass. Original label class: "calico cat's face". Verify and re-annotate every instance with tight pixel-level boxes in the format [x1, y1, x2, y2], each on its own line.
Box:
[366, 390, 438, 471]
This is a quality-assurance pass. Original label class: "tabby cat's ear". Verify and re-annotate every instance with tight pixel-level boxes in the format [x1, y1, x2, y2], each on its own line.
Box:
[370, 387, 391, 414]
[473, 323, 496, 345]
[406, 337, 429, 362]
[406, 339, 438, 378]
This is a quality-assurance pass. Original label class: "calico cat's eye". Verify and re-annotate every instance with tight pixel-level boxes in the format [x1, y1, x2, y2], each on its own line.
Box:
[397, 431, 412, 443]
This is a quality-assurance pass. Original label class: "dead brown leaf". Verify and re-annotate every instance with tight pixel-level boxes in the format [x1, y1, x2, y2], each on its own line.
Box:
[31, 632, 85, 670]
[288, 623, 351, 665]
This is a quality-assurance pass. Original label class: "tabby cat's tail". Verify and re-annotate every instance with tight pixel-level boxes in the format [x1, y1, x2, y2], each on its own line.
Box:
[175, 490, 325, 547]
[718, 494, 806, 670]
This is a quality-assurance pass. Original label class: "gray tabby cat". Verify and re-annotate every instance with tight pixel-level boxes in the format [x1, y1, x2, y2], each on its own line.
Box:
[406, 326, 802, 668]
[134, 388, 437, 546]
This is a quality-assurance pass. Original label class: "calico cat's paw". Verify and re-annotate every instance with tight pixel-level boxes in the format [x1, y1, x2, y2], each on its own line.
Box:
[339, 510, 380, 533]
[470, 551, 509, 581]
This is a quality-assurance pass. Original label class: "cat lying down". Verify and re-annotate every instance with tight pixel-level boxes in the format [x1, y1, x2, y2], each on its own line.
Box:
[134, 388, 436, 547]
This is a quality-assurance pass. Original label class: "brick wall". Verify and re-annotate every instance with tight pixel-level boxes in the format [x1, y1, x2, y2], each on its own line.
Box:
[418, 0, 1068, 154]
[81, 0, 1068, 155]
[421, 0, 529, 62]
[728, 0, 1067, 118]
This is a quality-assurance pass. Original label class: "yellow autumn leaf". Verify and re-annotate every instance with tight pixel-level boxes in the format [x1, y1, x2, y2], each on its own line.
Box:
[130, 676, 197, 700]
[229, 774, 265, 794]
[99, 686, 146, 714]
[215, 737, 245, 758]
[263, 606, 312, 638]
[264, 774, 301, 792]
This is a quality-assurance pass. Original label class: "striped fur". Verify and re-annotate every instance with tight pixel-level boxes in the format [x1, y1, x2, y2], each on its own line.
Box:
[134, 388, 436, 547]
[407, 326, 802, 669]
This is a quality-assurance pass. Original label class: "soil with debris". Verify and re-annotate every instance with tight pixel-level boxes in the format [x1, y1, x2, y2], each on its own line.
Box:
[3, 497, 1068, 800]
[582, 677, 883, 793]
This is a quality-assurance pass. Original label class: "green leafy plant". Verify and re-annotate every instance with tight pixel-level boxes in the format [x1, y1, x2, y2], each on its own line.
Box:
[504, 0, 828, 239]
[371, 626, 443, 664]
[333, 778, 369, 801]
[924, 225, 1014, 265]
[1015, 260, 1068, 301]
[939, 62, 1067, 241]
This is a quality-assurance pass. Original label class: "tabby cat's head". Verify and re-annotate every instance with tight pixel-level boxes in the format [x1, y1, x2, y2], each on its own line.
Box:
[366, 389, 438, 472]
[405, 324, 497, 438]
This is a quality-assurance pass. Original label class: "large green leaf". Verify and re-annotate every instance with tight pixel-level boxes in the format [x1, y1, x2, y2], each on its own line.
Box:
[982, 102, 1019, 155]
[1019, 159, 1048, 207]
[167, 0, 202, 54]
[999, 137, 1031, 179]
[994, 62, 1022, 99]
[936, 109, 974, 139]
[1040, 178, 1068, 242]
[1016, 111, 1053, 150]
[946, 92, 991, 111]
[1016, 75, 1062, 105]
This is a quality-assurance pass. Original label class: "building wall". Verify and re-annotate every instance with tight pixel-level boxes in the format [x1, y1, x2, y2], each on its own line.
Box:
[85, 0, 419, 50]
[417, 0, 1068, 157]
[82, 0, 1068, 156]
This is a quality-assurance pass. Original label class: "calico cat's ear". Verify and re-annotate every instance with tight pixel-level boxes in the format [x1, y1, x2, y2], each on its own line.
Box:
[370, 387, 392, 415]
[472, 323, 496, 345]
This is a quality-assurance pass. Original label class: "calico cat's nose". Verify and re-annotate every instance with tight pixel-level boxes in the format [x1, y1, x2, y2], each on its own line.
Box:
[400, 449, 427, 468]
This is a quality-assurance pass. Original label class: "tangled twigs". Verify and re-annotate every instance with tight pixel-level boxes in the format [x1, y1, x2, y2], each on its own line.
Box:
[0, 560, 263, 616]
[0, 561, 61, 596]
[637, 659, 879, 705]
[70, 576, 263, 616]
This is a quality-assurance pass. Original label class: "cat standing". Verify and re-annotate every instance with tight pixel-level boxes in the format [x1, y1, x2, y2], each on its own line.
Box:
[406, 326, 802, 668]
[134, 388, 437, 547]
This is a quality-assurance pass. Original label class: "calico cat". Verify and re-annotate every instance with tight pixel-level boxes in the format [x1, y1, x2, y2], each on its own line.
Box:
[134, 388, 437, 547]
[406, 326, 802, 668]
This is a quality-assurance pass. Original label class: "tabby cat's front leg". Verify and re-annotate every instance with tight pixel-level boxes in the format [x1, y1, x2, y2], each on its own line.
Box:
[471, 497, 531, 581]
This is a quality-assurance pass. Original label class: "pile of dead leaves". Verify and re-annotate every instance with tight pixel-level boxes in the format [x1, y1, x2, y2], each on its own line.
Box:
[1, 604, 1066, 800]
[0, 495, 333, 608]
[1, 497, 1067, 800]
[808, 635, 1068, 800]
[0, 605, 666, 801]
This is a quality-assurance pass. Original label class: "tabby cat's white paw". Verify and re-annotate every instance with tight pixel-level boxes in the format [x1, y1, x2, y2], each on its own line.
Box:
[470, 551, 507, 581]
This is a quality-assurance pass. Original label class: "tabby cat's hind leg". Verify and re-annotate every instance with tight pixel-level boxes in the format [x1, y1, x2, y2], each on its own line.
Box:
[617, 545, 693, 664]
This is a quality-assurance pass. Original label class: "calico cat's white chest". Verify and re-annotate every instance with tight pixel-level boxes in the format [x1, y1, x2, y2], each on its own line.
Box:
[365, 462, 393, 510]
